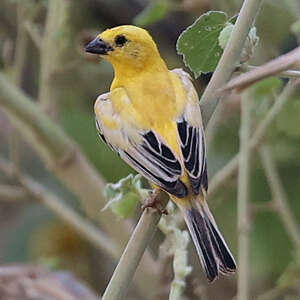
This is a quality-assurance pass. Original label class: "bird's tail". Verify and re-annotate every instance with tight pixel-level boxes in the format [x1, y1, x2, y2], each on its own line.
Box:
[179, 197, 236, 281]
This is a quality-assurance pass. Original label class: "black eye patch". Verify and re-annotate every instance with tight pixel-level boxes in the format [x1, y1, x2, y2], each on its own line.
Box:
[115, 35, 128, 47]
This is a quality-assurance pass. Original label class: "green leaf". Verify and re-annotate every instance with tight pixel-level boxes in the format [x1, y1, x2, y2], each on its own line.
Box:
[103, 174, 145, 218]
[133, 0, 171, 27]
[176, 11, 228, 77]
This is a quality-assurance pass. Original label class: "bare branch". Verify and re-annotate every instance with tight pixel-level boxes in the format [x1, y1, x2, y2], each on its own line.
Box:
[259, 145, 300, 251]
[102, 191, 169, 300]
[223, 47, 300, 92]
[237, 89, 252, 300]
[39, 0, 74, 117]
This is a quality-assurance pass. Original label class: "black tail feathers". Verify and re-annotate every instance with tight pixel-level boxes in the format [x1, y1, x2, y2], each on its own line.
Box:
[183, 201, 236, 282]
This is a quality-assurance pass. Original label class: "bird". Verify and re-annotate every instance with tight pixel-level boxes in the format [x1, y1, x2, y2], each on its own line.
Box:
[85, 25, 236, 281]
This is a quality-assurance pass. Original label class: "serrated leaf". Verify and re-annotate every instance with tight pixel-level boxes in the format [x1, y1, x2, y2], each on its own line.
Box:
[176, 11, 228, 77]
[133, 0, 171, 27]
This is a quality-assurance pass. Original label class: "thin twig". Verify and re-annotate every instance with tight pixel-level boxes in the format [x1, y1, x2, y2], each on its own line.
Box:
[39, 0, 73, 117]
[241, 65, 300, 79]
[209, 79, 300, 197]
[102, 191, 169, 300]
[223, 47, 300, 92]
[259, 145, 300, 251]
[24, 21, 42, 50]
[237, 90, 252, 300]
[200, 0, 264, 126]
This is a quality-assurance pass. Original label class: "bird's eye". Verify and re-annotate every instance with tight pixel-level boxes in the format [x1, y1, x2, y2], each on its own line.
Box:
[115, 35, 127, 47]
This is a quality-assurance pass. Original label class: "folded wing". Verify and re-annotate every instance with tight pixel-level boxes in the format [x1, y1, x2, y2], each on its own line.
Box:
[94, 91, 188, 198]
[172, 69, 208, 195]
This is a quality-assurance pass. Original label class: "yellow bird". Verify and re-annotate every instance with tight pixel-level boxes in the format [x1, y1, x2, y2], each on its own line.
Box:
[85, 25, 236, 281]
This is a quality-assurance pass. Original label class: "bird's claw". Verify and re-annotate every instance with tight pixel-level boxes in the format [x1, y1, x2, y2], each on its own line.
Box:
[142, 190, 168, 215]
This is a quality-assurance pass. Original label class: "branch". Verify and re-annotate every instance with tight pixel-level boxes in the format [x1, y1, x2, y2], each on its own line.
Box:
[223, 47, 300, 92]
[241, 65, 300, 79]
[209, 79, 300, 197]
[38, 0, 74, 117]
[102, 191, 169, 300]
[24, 20, 42, 50]
[237, 89, 252, 300]
[259, 145, 300, 251]
[200, 0, 264, 127]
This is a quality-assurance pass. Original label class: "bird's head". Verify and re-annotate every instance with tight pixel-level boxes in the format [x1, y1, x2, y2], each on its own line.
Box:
[85, 25, 161, 69]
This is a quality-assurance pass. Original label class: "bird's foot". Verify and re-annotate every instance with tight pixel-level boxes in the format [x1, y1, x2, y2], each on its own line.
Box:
[142, 190, 168, 215]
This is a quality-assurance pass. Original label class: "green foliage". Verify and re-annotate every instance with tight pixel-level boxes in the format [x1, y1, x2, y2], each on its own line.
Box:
[104, 174, 149, 218]
[177, 11, 228, 77]
[250, 77, 283, 118]
[133, 0, 172, 27]
[276, 100, 300, 138]
[177, 11, 259, 77]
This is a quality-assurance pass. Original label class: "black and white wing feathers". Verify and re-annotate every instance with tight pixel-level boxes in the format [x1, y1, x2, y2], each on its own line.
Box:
[94, 90, 188, 198]
[172, 69, 208, 195]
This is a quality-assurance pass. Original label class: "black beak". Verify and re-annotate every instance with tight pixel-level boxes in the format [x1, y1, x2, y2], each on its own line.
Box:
[85, 38, 113, 55]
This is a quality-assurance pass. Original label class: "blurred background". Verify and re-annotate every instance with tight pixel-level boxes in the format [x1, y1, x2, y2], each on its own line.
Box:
[0, 0, 300, 299]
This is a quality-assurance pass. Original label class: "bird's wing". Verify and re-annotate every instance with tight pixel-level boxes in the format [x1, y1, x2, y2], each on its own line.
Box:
[94, 90, 188, 198]
[172, 68, 208, 195]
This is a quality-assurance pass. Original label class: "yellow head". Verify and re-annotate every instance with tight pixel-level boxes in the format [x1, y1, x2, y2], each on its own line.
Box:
[85, 25, 163, 71]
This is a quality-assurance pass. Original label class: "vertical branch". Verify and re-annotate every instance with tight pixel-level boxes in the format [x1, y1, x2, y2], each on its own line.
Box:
[13, 3, 29, 86]
[237, 90, 252, 300]
[102, 191, 169, 300]
[39, 0, 73, 117]
[259, 145, 300, 251]
[9, 1, 30, 173]
[200, 0, 263, 126]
